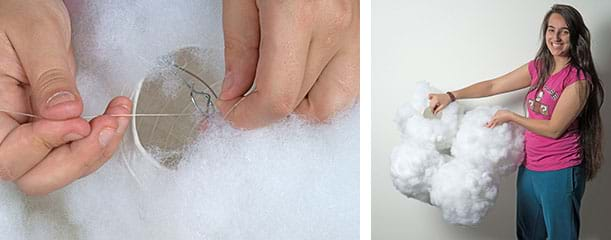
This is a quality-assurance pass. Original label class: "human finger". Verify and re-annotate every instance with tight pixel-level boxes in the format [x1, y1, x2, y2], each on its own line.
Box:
[433, 100, 446, 115]
[429, 96, 439, 112]
[433, 104, 442, 115]
[217, 2, 314, 129]
[219, 0, 260, 100]
[13, 97, 132, 195]
[294, 45, 359, 121]
[486, 119, 497, 128]
[80, 96, 132, 177]
[0, 116, 90, 182]
[6, 1, 82, 120]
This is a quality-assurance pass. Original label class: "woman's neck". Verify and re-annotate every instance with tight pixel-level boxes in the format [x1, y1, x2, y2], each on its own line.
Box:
[552, 56, 570, 73]
[553, 56, 570, 67]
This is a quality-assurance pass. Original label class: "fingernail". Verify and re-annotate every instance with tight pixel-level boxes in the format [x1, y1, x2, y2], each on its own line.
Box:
[47, 91, 76, 107]
[110, 105, 130, 134]
[119, 104, 130, 112]
[99, 128, 115, 147]
[63, 133, 84, 142]
[117, 117, 129, 134]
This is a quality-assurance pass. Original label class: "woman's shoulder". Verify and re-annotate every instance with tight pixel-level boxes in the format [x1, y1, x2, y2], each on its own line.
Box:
[527, 59, 538, 70]
[526, 59, 539, 84]
[568, 65, 591, 80]
[563, 65, 591, 88]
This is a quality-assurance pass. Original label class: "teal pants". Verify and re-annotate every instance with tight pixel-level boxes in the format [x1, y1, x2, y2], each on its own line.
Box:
[516, 165, 586, 240]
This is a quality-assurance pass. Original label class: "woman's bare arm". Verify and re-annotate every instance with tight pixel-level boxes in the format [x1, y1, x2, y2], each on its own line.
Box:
[429, 63, 531, 114]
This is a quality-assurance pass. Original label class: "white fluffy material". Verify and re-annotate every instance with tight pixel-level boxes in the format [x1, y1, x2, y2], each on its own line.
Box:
[395, 83, 461, 150]
[60, 111, 359, 240]
[0, 1, 358, 239]
[391, 82, 524, 225]
[429, 161, 498, 225]
[390, 141, 449, 203]
[0, 184, 26, 238]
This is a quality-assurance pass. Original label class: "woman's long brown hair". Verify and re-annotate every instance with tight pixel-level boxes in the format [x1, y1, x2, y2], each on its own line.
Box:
[533, 4, 604, 180]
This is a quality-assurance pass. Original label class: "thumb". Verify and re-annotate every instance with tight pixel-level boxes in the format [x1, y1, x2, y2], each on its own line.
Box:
[29, 62, 83, 120]
[7, 2, 82, 120]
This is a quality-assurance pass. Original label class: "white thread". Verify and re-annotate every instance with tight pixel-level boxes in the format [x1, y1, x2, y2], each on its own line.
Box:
[0, 109, 39, 119]
[0, 109, 198, 120]
[223, 96, 248, 120]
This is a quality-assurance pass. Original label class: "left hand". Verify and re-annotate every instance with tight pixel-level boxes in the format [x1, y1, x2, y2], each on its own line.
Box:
[217, 0, 360, 129]
[0, 0, 132, 195]
[486, 110, 516, 128]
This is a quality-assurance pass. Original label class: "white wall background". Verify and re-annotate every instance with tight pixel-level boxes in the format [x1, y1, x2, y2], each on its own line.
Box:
[372, 1, 611, 239]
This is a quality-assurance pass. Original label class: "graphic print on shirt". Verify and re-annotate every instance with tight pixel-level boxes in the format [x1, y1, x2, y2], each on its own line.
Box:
[528, 89, 549, 116]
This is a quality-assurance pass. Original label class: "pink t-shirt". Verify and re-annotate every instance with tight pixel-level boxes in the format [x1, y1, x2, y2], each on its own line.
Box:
[524, 60, 589, 171]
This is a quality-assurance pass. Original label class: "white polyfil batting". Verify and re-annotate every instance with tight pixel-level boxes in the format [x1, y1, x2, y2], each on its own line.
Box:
[391, 82, 524, 225]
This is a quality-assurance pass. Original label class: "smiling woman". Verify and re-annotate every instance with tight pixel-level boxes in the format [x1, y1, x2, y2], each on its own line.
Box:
[373, 1, 611, 239]
[546, 14, 571, 56]
[426, 4, 603, 239]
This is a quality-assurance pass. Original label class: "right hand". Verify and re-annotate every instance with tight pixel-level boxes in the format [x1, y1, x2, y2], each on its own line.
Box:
[0, 0, 131, 195]
[428, 93, 452, 115]
[216, 0, 360, 129]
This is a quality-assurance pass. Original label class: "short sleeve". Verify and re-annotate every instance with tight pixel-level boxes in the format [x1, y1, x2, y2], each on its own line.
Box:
[527, 60, 538, 86]
[563, 68, 591, 89]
